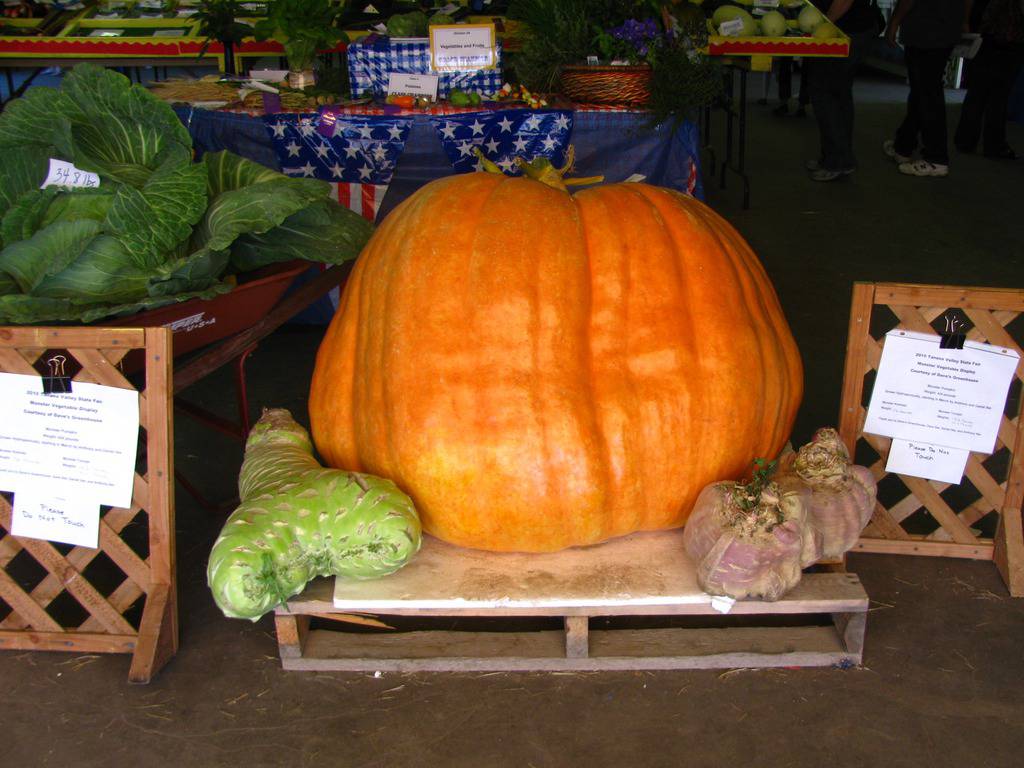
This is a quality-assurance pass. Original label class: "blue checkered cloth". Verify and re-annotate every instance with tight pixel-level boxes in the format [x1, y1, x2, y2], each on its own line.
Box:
[347, 35, 504, 99]
[262, 112, 413, 185]
[430, 109, 574, 175]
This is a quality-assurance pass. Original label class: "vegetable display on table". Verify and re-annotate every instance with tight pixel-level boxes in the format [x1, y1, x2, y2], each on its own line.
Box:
[207, 409, 422, 621]
[683, 459, 821, 601]
[0, 64, 373, 324]
[308, 155, 804, 553]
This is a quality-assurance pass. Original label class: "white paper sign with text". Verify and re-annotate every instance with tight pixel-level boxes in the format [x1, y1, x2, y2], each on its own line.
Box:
[718, 19, 746, 37]
[863, 330, 1019, 453]
[41, 159, 100, 190]
[10, 490, 100, 549]
[387, 72, 439, 99]
[430, 24, 497, 72]
[885, 438, 971, 484]
[0, 373, 140, 509]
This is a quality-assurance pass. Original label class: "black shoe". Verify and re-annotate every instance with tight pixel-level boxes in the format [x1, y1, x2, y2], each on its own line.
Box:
[809, 167, 854, 182]
[983, 145, 1017, 160]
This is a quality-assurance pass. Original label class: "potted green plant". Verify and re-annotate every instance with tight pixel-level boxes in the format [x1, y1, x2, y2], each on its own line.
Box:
[508, 0, 720, 119]
[193, 0, 254, 75]
[254, 0, 348, 89]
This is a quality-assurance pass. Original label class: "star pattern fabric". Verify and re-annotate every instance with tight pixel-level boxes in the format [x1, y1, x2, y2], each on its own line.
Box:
[262, 112, 413, 185]
[429, 109, 574, 175]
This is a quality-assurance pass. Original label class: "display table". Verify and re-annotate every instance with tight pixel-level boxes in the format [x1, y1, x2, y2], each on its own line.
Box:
[175, 105, 705, 220]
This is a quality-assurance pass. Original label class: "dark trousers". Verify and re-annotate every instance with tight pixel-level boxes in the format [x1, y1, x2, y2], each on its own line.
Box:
[809, 31, 872, 170]
[954, 41, 1024, 154]
[778, 57, 809, 105]
[894, 45, 955, 165]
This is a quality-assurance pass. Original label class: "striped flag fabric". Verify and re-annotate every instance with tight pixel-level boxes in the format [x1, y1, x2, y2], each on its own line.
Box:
[331, 182, 389, 221]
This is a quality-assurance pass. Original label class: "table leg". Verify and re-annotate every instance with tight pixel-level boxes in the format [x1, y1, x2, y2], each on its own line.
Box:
[718, 65, 752, 210]
[720, 68, 734, 191]
[233, 344, 257, 437]
[701, 104, 717, 178]
[737, 68, 751, 209]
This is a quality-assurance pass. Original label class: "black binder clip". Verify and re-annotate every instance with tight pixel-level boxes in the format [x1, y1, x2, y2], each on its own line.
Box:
[42, 354, 72, 395]
[939, 314, 967, 351]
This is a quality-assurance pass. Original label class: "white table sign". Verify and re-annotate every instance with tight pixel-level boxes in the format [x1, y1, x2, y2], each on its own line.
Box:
[430, 24, 497, 72]
[387, 72, 439, 99]
[863, 330, 1019, 453]
[11, 491, 100, 549]
[249, 69, 290, 83]
[0, 373, 140, 510]
[885, 439, 970, 484]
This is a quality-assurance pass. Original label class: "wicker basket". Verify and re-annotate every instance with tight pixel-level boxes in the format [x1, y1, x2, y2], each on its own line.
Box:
[559, 64, 653, 107]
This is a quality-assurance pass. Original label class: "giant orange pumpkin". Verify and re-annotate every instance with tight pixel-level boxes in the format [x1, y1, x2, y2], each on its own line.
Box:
[309, 171, 802, 552]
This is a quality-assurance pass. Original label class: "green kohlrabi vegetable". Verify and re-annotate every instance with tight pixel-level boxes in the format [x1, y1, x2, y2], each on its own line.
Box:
[386, 10, 429, 37]
[428, 12, 456, 27]
[207, 409, 422, 621]
[0, 64, 373, 325]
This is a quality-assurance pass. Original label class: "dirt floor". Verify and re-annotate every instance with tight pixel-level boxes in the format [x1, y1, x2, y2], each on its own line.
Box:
[3, 71, 1024, 767]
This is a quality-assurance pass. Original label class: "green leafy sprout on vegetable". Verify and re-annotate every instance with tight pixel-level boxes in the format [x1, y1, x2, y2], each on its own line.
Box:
[726, 458, 791, 535]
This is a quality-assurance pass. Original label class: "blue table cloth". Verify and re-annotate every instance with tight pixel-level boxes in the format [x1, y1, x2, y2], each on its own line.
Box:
[175, 106, 705, 221]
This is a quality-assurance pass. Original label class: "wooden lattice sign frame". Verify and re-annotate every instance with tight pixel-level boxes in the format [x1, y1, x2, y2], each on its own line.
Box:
[838, 283, 1024, 596]
[0, 327, 176, 682]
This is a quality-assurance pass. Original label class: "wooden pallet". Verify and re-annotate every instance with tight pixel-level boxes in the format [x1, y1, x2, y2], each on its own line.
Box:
[0, 327, 176, 683]
[274, 530, 868, 672]
[838, 282, 1024, 596]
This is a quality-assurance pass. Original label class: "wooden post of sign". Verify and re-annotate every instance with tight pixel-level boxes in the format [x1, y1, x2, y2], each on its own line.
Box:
[0, 326, 177, 682]
[836, 283, 1024, 596]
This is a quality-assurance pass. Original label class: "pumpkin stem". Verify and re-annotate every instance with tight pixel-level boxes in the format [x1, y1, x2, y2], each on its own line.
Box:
[473, 148, 504, 175]
[474, 145, 604, 192]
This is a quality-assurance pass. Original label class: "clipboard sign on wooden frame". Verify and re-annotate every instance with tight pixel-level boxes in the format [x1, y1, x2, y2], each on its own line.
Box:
[0, 326, 177, 682]
[837, 282, 1024, 596]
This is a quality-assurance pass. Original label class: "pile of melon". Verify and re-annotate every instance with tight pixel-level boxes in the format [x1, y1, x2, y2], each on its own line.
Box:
[706, 0, 841, 39]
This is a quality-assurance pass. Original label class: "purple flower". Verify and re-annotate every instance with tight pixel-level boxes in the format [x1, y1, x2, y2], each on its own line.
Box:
[608, 17, 665, 62]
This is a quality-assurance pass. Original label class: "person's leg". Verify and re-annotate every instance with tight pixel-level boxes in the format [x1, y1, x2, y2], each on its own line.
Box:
[981, 46, 1024, 156]
[954, 51, 992, 152]
[810, 57, 849, 170]
[894, 46, 924, 156]
[833, 32, 873, 170]
[797, 58, 810, 109]
[779, 57, 793, 102]
[916, 46, 954, 165]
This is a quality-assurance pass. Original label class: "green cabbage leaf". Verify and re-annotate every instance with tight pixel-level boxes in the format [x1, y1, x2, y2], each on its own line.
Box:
[0, 64, 373, 325]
